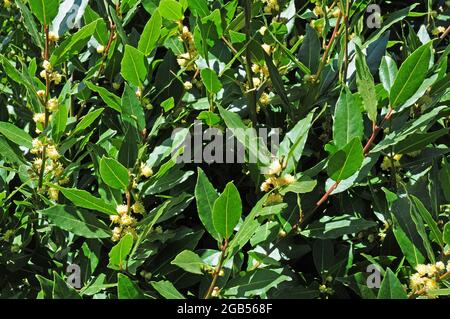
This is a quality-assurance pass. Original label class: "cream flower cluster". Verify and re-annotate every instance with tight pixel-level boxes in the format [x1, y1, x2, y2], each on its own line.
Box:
[380, 153, 402, 171]
[251, 63, 271, 108]
[39, 60, 62, 85]
[29, 138, 68, 199]
[409, 261, 450, 294]
[110, 202, 145, 242]
[260, 159, 296, 204]
[176, 25, 197, 71]
[262, 0, 279, 13]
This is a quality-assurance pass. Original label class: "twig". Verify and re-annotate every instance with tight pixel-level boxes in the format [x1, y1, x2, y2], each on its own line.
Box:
[38, 25, 51, 189]
[95, 20, 116, 81]
[204, 239, 228, 299]
[439, 25, 450, 40]
[306, 107, 395, 222]
[342, 0, 351, 82]
[314, 12, 343, 82]
[243, 0, 258, 126]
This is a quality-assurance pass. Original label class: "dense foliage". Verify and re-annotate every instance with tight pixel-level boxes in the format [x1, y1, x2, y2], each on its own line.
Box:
[1, 0, 450, 299]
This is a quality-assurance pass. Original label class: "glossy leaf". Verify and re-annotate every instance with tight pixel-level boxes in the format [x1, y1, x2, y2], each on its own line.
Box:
[390, 42, 433, 109]
[212, 182, 242, 240]
[99, 156, 130, 190]
[39, 205, 110, 238]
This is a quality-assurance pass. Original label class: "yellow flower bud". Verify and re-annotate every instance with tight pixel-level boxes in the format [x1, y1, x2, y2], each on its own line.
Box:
[258, 26, 267, 35]
[259, 92, 270, 105]
[33, 113, 46, 124]
[110, 214, 120, 224]
[116, 204, 128, 215]
[261, 43, 271, 55]
[46, 145, 60, 160]
[48, 31, 59, 42]
[132, 201, 145, 214]
[96, 45, 105, 54]
[140, 164, 153, 178]
[183, 81, 193, 90]
[135, 87, 142, 98]
[43, 60, 52, 72]
[48, 187, 59, 201]
[47, 98, 59, 112]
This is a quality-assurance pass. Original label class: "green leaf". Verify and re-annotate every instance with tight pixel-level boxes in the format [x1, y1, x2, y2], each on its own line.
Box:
[52, 272, 81, 299]
[278, 110, 315, 174]
[188, 0, 210, 18]
[171, 249, 208, 275]
[50, 20, 99, 66]
[393, 129, 449, 154]
[0, 137, 26, 164]
[223, 269, 291, 297]
[38, 205, 111, 238]
[327, 137, 364, 181]
[212, 182, 242, 240]
[54, 185, 116, 215]
[200, 68, 222, 94]
[297, 24, 321, 74]
[121, 84, 146, 131]
[217, 105, 272, 167]
[195, 168, 220, 240]
[333, 88, 364, 149]
[379, 55, 398, 93]
[279, 176, 317, 195]
[226, 193, 268, 258]
[300, 215, 377, 239]
[313, 240, 334, 279]
[390, 41, 433, 109]
[0, 122, 33, 148]
[264, 51, 291, 115]
[28, 0, 60, 26]
[377, 268, 407, 299]
[16, 0, 44, 49]
[72, 108, 104, 135]
[36, 274, 53, 299]
[410, 196, 444, 248]
[99, 156, 130, 190]
[52, 102, 68, 142]
[117, 273, 145, 299]
[444, 222, 450, 246]
[121, 45, 147, 87]
[391, 197, 426, 267]
[118, 127, 138, 168]
[197, 111, 221, 126]
[161, 97, 175, 112]
[151, 281, 185, 299]
[159, 0, 183, 21]
[109, 233, 134, 271]
[138, 10, 162, 56]
[85, 81, 122, 113]
[439, 158, 450, 202]
[355, 46, 378, 123]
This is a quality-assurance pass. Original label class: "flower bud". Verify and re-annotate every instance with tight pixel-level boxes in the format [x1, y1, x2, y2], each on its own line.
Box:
[183, 81, 193, 90]
[47, 98, 59, 112]
[48, 31, 59, 42]
[97, 45, 105, 54]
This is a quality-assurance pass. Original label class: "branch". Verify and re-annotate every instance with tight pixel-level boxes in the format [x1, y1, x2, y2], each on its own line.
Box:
[315, 12, 343, 82]
[310, 107, 395, 216]
[204, 239, 228, 299]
